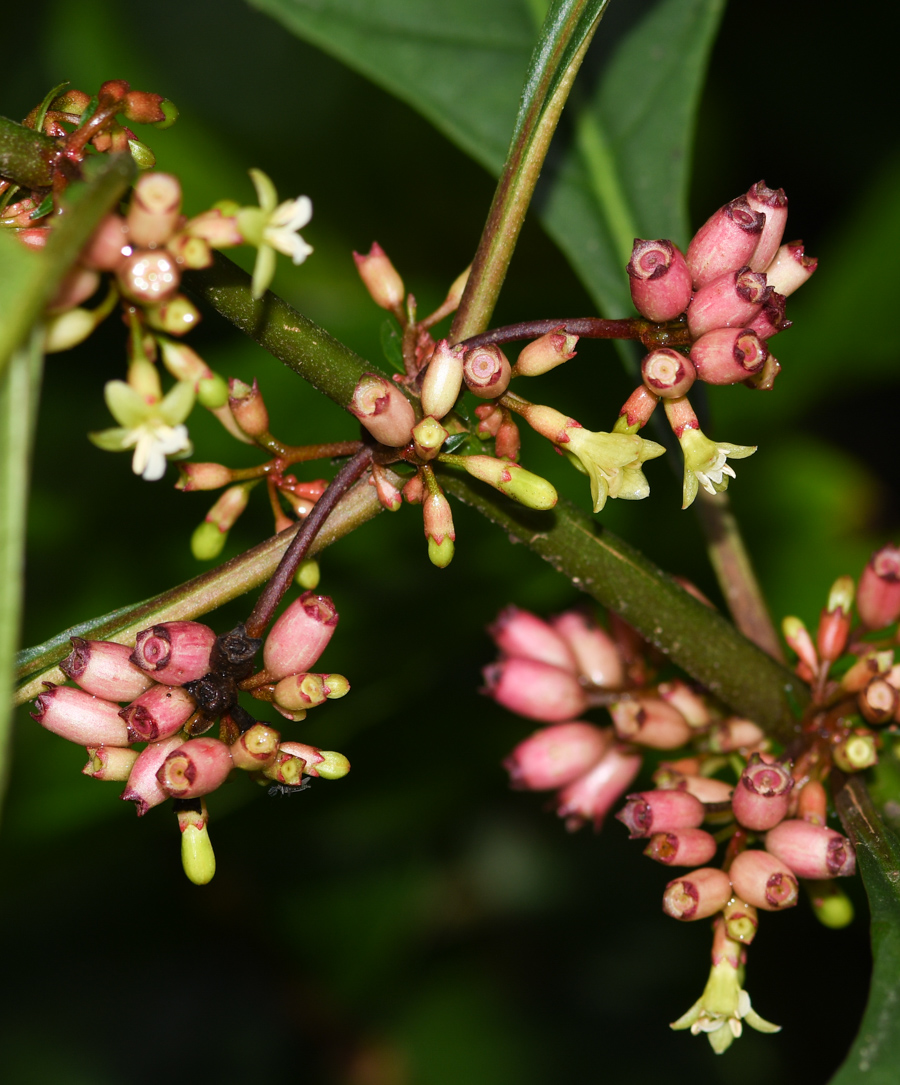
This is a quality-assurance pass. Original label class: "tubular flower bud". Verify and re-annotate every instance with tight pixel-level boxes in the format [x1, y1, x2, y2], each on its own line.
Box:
[555, 744, 643, 830]
[31, 685, 130, 746]
[816, 576, 854, 662]
[423, 479, 455, 569]
[744, 181, 788, 270]
[732, 754, 794, 831]
[116, 249, 181, 304]
[121, 734, 186, 815]
[657, 773, 734, 804]
[157, 737, 233, 799]
[550, 611, 624, 690]
[765, 819, 856, 879]
[262, 750, 307, 786]
[504, 722, 611, 790]
[185, 207, 243, 248]
[781, 615, 819, 673]
[412, 416, 449, 461]
[83, 745, 140, 781]
[616, 790, 705, 839]
[644, 828, 718, 867]
[353, 242, 405, 311]
[798, 780, 828, 825]
[689, 327, 768, 385]
[279, 741, 350, 780]
[482, 657, 589, 722]
[369, 463, 403, 512]
[640, 348, 695, 399]
[728, 849, 799, 911]
[443, 454, 557, 510]
[61, 638, 154, 701]
[420, 340, 465, 419]
[178, 800, 216, 885]
[706, 717, 765, 753]
[617, 385, 660, 430]
[610, 698, 693, 750]
[665, 398, 756, 509]
[126, 172, 182, 247]
[859, 676, 899, 725]
[348, 373, 416, 447]
[230, 723, 281, 770]
[657, 679, 710, 728]
[120, 684, 197, 742]
[176, 462, 234, 491]
[662, 867, 733, 921]
[263, 591, 339, 681]
[686, 268, 771, 339]
[686, 196, 764, 287]
[228, 378, 269, 438]
[494, 413, 521, 461]
[805, 879, 855, 929]
[764, 242, 817, 296]
[626, 239, 693, 321]
[857, 545, 900, 629]
[475, 403, 503, 438]
[513, 329, 579, 377]
[489, 606, 577, 671]
[722, 898, 758, 945]
[80, 213, 130, 271]
[462, 344, 512, 399]
[843, 651, 894, 693]
[131, 622, 217, 685]
[833, 731, 878, 773]
[272, 672, 329, 712]
[203, 483, 252, 535]
[747, 291, 789, 340]
[143, 294, 201, 337]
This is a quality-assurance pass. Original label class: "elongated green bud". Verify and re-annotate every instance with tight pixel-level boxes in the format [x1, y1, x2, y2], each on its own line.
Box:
[177, 800, 215, 885]
[441, 454, 557, 510]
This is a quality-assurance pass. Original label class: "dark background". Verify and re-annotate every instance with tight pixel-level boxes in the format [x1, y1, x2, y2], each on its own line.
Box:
[2, 1, 895, 1082]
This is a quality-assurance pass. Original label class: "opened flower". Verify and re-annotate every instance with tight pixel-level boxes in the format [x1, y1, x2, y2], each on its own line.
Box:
[237, 168, 313, 299]
[565, 426, 665, 512]
[677, 425, 756, 509]
[90, 379, 194, 481]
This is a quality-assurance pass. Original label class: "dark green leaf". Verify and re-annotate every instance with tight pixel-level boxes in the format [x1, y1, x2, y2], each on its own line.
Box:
[380, 317, 404, 370]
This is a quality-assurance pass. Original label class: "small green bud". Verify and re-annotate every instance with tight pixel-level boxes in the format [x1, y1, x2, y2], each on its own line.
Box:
[197, 373, 229, 410]
[316, 751, 351, 780]
[191, 520, 226, 561]
[294, 558, 320, 590]
[127, 139, 156, 170]
[428, 535, 454, 568]
[178, 801, 215, 885]
[153, 99, 179, 129]
[827, 575, 855, 614]
[806, 880, 854, 929]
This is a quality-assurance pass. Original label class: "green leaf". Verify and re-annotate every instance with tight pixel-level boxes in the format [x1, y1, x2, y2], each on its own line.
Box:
[248, 0, 725, 314]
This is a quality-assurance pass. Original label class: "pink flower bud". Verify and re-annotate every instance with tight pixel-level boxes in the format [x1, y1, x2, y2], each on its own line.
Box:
[475, 403, 503, 437]
[550, 611, 624, 689]
[707, 716, 765, 753]
[482, 657, 589, 722]
[764, 242, 817, 296]
[513, 329, 579, 377]
[83, 745, 140, 781]
[782, 615, 819, 672]
[462, 344, 511, 399]
[272, 672, 330, 712]
[689, 328, 767, 385]
[122, 90, 167, 125]
[686, 267, 771, 339]
[859, 676, 898, 725]
[616, 789, 705, 838]
[116, 249, 181, 304]
[120, 734, 186, 815]
[423, 488, 456, 567]
[157, 737, 233, 798]
[610, 698, 693, 750]
[554, 744, 642, 830]
[617, 385, 660, 430]
[230, 722, 280, 770]
[369, 463, 403, 511]
[644, 828, 718, 866]
[504, 722, 610, 790]
[744, 181, 788, 271]
[277, 741, 349, 779]
[420, 339, 465, 419]
[348, 373, 416, 447]
[729, 849, 799, 911]
[131, 622, 217, 686]
[494, 415, 521, 461]
[31, 685, 130, 746]
[353, 242, 405, 311]
[60, 638, 154, 701]
[817, 576, 855, 663]
[48, 267, 101, 313]
[228, 378, 269, 438]
[798, 780, 828, 825]
[626, 239, 693, 321]
[80, 213, 130, 271]
[640, 348, 695, 399]
[126, 172, 182, 247]
[656, 679, 710, 727]
[765, 819, 856, 879]
[263, 591, 339, 680]
[176, 462, 234, 491]
[746, 291, 789, 340]
[686, 197, 765, 288]
[857, 545, 900, 629]
[678, 775, 734, 804]
[489, 606, 576, 671]
[662, 867, 732, 920]
[732, 754, 794, 831]
[403, 472, 424, 505]
[842, 649, 893, 692]
[120, 683, 197, 742]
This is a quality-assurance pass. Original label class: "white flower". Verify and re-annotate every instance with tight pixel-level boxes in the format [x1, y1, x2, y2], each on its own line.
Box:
[678, 425, 756, 509]
[236, 169, 313, 299]
[89, 379, 194, 481]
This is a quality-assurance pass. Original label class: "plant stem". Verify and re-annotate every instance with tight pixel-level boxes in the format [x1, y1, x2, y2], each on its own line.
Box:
[460, 316, 693, 351]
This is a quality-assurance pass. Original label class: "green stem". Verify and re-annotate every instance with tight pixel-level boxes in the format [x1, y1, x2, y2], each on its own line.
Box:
[0, 115, 57, 189]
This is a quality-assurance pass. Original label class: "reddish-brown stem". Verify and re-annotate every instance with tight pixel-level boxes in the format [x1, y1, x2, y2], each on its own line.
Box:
[244, 445, 374, 639]
[459, 317, 692, 352]
[227, 440, 363, 482]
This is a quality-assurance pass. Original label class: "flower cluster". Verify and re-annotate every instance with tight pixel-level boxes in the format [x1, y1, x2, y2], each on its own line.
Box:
[31, 591, 350, 884]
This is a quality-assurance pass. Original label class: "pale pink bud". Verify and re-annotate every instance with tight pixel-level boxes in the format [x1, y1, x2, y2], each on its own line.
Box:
[817, 576, 854, 663]
[513, 329, 579, 377]
[176, 462, 234, 491]
[475, 403, 503, 438]
[554, 744, 642, 830]
[369, 463, 403, 511]
[83, 745, 140, 781]
[781, 615, 819, 672]
[60, 638, 154, 701]
[126, 172, 182, 247]
[616, 789, 705, 838]
[116, 249, 181, 304]
[278, 741, 349, 779]
[617, 385, 660, 430]
[131, 622, 216, 685]
[272, 672, 330, 711]
[120, 734, 186, 815]
[348, 373, 416, 447]
[729, 849, 799, 911]
[423, 489, 455, 547]
[263, 591, 339, 681]
[857, 545, 900, 628]
[353, 242, 405, 311]
[80, 213, 129, 271]
[686, 197, 765, 287]
[504, 722, 610, 790]
[120, 684, 197, 742]
[420, 340, 465, 419]
[657, 679, 710, 727]
[482, 657, 589, 722]
[677, 775, 734, 804]
[640, 348, 695, 398]
[489, 606, 577, 671]
[765, 819, 855, 879]
[230, 722, 281, 770]
[747, 291, 789, 340]
[859, 676, 898, 725]
[402, 472, 424, 504]
[185, 208, 243, 248]
[610, 698, 693, 750]
[31, 685, 130, 746]
[48, 267, 101, 313]
[122, 89, 167, 124]
[686, 267, 771, 339]
[550, 611, 624, 689]
[732, 754, 794, 831]
[764, 242, 817, 296]
[842, 649, 893, 693]
[228, 378, 269, 438]
[707, 717, 765, 753]
[662, 867, 732, 920]
[644, 828, 717, 866]
[494, 415, 521, 461]
[745, 181, 788, 271]
[689, 327, 767, 385]
[412, 416, 449, 461]
[157, 737, 233, 798]
[462, 344, 511, 399]
[798, 780, 828, 826]
[626, 239, 693, 321]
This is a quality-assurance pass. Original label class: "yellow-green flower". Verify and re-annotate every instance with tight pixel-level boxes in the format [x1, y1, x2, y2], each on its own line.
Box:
[565, 426, 665, 512]
[89, 379, 194, 481]
[678, 425, 756, 509]
[236, 169, 313, 299]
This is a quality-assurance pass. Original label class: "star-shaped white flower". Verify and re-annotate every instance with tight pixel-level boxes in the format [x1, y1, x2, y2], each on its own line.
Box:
[678, 425, 756, 509]
[236, 169, 313, 299]
[89, 379, 195, 481]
